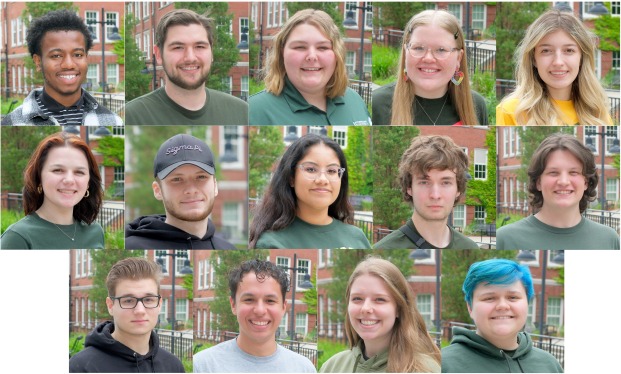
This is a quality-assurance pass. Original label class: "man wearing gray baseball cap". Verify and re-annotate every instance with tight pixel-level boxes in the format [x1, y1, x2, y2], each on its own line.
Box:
[125, 134, 236, 249]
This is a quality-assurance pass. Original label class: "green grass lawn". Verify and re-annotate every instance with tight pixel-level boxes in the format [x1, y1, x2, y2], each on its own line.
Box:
[1, 97, 23, 115]
[317, 338, 348, 371]
[69, 332, 87, 357]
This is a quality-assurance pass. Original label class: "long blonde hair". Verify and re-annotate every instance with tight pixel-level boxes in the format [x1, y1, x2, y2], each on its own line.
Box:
[263, 9, 348, 98]
[502, 9, 610, 125]
[344, 257, 441, 372]
[391, 10, 478, 126]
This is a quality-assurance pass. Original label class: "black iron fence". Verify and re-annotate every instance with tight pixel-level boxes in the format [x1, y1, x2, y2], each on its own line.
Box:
[373, 29, 404, 48]
[354, 217, 373, 243]
[465, 40, 496, 75]
[349, 79, 372, 106]
[446, 322, 564, 368]
[91, 92, 124, 115]
[584, 210, 620, 231]
[156, 329, 193, 361]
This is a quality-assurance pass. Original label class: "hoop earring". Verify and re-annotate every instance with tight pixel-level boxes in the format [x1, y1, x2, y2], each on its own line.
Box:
[84, 189, 90, 198]
[451, 69, 464, 86]
[403, 68, 409, 82]
[37, 185, 42, 194]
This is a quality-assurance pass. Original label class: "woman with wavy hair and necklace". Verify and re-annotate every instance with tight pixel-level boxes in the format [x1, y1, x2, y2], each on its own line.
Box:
[1, 132, 104, 249]
[373, 9, 488, 126]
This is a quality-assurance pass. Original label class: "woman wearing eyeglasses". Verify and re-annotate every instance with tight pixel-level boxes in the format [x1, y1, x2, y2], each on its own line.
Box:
[250, 133, 371, 249]
[372, 10, 488, 126]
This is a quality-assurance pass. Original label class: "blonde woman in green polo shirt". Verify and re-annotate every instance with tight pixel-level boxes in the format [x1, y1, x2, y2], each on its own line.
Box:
[249, 133, 371, 249]
[249, 9, 371, 126]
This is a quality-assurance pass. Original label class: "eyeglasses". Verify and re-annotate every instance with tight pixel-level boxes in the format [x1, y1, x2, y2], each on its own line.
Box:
[406, 44, 460, 60]
[296, 163, 345, 181]
[111, 295, 161, 309]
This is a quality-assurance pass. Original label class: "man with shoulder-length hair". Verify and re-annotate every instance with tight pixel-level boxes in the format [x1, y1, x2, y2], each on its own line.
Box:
[69, 257, 184, 372]
[2, 9, 123, 126]
[497, 133, 619, 250]
[374, 135, 479, 249]
[193, 259, 316, 373]
[125, 8, 248, 125]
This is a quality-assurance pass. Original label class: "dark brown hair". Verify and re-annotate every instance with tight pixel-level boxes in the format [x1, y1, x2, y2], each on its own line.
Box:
[106, 257, 162, 297]
[528, 133, 598, 213]
[155, 9, 214, 49]
[23, 132, 103, 224]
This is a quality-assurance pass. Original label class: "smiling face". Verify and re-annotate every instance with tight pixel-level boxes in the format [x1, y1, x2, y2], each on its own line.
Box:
[293, 143, 341, 219]
[468, 281, 529, 349]
[106, 278, 161, 343]
[408, 168, 460, 223]
[537, 149, 587, 213]
[153, 164, 218, 225]
[230, 271, 287, 356]
[39, 146, 90, 214]
[405, 24, 463, 98]
[348, 274, 398, 356]
[533, 29, 581, 101]
[155, 24, 212, 90]
[283, 23, 336, 99]
[33, 30, 88, 107]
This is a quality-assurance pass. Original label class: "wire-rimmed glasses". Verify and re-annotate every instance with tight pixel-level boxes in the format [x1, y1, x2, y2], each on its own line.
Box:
[406, 43, 460, 60]
[296, 162, 345, 181]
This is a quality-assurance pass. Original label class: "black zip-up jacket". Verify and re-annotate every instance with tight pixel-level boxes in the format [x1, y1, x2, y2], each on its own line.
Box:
[125, 215, 237, 249]
[69, 321, 185, 373]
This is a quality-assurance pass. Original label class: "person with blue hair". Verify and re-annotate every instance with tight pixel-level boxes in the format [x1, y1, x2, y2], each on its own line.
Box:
[442, 259, 563, 373]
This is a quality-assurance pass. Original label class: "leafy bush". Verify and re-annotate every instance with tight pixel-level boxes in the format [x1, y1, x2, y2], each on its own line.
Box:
[372, 44, 400, 82]
[1, 209, 23, 234]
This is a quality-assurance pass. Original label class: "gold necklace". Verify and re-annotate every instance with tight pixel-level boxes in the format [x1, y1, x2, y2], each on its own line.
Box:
[416, 94, 449, 126]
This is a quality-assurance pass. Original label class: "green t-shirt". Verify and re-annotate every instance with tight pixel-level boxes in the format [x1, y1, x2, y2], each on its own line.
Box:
[497, 215, 620, 250]
[249, 77, 371, 126]
[255, 217, 371, 249]
[1, 213, 105, 249]
[373, 219, 479, 249]
[125, 87, 248, 125]
[372, 82, 488, 126]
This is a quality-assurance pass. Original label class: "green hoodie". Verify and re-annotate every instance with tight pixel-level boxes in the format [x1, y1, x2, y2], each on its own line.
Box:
[442, 327, 563, 373]
[320, 341, 388, 373]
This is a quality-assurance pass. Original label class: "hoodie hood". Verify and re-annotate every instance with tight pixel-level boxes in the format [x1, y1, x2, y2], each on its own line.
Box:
[451, 326, 533, 360]
[351, 340, 388, 373]
[125, 214, 236, 249]
[86, 321, 159, 363]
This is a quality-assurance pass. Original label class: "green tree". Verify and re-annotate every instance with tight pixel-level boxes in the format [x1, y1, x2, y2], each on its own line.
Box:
[21, 2, 78, 87]
[89, 249, 145, 321]
[441, 249, 517, 323]
[0, 127, 62, 193]
[374, 2, 428, 30]
[124, 13, 151, 101]
[176, 2, 240, 92]
[465, 128, 497, 223]
[372, 126, 420, 229]
[302, 265, 318, 315]
[248, 126, 285, 199]
[344, 126, 372, 196]
[495, 2, 549, 80]
[94, 136, 124, 167]
[209, 250, 270, 333]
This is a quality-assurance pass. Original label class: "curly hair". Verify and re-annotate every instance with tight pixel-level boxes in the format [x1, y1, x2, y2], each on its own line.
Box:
[500, 9, 610, 125]
[27, 9, 93, 57]
[263, 8, 348, 99]
[398, 135, 469, 206]
[528, 133, 598, 213]
[23, 132, 103, 224]
[249, 133, 353, 248]
[344, 256, 441, 372]
[228, 259, 290, 302]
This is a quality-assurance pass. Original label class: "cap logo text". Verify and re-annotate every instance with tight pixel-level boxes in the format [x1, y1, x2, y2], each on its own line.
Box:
[166, 145, 202, 155]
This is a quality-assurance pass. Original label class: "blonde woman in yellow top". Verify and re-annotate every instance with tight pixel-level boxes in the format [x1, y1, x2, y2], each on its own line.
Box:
[497, 9, 611, 126]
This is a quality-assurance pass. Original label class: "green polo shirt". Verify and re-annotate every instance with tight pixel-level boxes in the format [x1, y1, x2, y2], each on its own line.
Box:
[249, 77, 371, 126]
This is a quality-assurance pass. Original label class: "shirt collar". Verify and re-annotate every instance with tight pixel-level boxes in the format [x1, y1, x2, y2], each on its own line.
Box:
[40, 88, 85, 111]
[282, 76, 345, 114]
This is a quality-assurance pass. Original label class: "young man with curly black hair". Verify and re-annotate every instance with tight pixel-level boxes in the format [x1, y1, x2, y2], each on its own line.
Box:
[193, 258, 316, 373]
[2, 9, 123, 126]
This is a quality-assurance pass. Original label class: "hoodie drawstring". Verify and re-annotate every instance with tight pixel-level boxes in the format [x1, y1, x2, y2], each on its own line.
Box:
[133, 352, 140, 371]
[500, 350, 514, 373]
[516, 357, 525, 373]
[353, 351, 363, 373]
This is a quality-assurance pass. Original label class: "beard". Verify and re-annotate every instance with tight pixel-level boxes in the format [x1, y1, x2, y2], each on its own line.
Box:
[162, 196, 213, 222]
[161, 54, 210, 90]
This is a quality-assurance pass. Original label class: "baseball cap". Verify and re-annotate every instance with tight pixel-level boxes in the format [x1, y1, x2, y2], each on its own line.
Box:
[154, 134, 215, 179]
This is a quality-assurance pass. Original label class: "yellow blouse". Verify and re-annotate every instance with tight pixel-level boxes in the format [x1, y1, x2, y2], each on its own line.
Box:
[496, 98, 579, 126]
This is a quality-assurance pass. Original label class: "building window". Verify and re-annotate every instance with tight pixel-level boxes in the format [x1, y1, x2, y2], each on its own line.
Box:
[105, 12, 119, 41]
[175, 250, 189, 275]
[176, 299, 187, 321]
[85, 11, 99, 41]
[527, 298, 536, 327]
[474, 206, 486, 224]
[584, 126, 600, 155]
[144, 32, 151, 55]
[474, 148, 488, 180]
[86, 64, 98, 90]
[344, 2, 359, 28]
[296, 258, 311, 286]
[267, 2, 273, 27]
[222, 202, 242, 242]
[605, 126, 619, 155]
[278, 312, 288, 338]
[107, 63, 118, 86]
[472, 4, 486, 31]
[612, 1, 620, 15]
[276, 257, 290, 283]
[448, 4, 463, 24]
[239, 17, 249, 43]
[453, 204, 466, 229]
[346, 51, 356, 77]
[364, 51, 372, 74]
[114, 166, 124, 196]
[296, 313, 308, 336]
[546, 297, 562, 328]
[416, 294, 433, 329]
[333, 126, 348, 148]
[241, 76, 249, 100]
[606, 178, 619, 203]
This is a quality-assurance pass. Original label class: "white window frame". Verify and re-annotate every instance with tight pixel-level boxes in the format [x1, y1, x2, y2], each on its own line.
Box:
[453, 204, 466, 229]
[296, 258, 311, 288]
[105, 12, 119, 42]
[416, 294, 433, 330]
[448, 3, 463, 25]
[295, 312, 308, 336]
[220, 126, 244, 170]
[546, 297, 563, 328]
[85, 11, 100, 42]
[471, 4, 486, 31]
[474, 148, 488, 180]
[333, 126, 348, 149]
